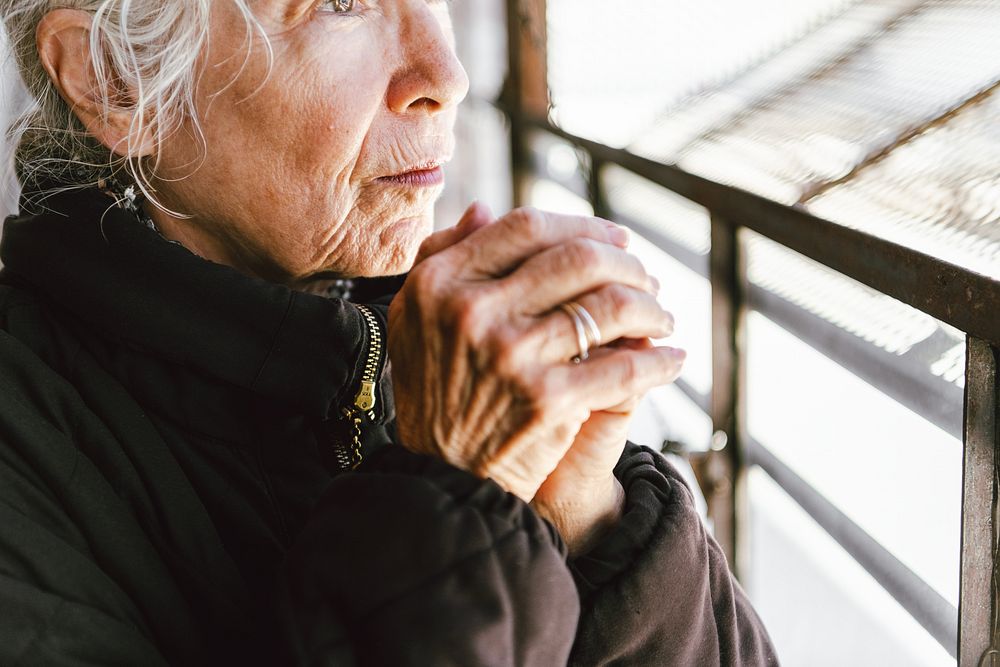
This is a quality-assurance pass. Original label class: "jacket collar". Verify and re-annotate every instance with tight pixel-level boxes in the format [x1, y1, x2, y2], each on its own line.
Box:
[0, 187, 371, 421]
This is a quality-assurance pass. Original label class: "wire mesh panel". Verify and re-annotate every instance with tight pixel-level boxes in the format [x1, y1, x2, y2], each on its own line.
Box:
[546, 0, 854, 147]
[632, 0, 926, 162]
[806, 88, 1000, 282]
[635, 0, 1000, 205]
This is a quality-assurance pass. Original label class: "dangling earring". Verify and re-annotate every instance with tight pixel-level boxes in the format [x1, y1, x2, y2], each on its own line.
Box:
[112, 182, 156, 232]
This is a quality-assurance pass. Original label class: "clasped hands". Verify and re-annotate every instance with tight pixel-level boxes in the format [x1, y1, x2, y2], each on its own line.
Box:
[389, 203, 685, 556]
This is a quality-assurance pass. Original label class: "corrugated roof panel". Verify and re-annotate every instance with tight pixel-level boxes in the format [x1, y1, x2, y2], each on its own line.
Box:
[647, 0, 1000, 204]
[807, 86, 1000, 280]
[633, 0, 923, 160]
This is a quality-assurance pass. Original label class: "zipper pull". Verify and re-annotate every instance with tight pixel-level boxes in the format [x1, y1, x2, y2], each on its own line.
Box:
[352, 304, 383, 418]
[354, 380, 376, 412]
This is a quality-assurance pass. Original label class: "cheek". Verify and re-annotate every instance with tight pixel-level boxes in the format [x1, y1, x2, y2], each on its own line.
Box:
[250, 84, 372, 184]
[326, 188, 438, 276]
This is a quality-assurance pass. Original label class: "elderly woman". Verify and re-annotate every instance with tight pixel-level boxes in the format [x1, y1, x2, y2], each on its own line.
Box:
[0, 1, 775, 665]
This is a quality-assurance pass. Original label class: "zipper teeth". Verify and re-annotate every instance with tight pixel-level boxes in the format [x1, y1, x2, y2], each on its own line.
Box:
[356, 304, 382, 386]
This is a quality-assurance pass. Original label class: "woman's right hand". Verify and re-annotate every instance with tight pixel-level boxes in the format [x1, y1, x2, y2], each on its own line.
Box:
[388, 204, 683, 502]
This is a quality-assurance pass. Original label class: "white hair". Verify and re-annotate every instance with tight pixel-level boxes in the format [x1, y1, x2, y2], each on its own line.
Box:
[1, 0, 267, 212]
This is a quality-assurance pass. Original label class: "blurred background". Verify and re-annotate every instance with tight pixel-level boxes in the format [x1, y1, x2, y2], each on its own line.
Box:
[437, 1, 999, 664]
[3, 2, 999, 665]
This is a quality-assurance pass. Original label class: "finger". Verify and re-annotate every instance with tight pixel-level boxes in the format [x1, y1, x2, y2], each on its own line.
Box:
[414, 201, 496, 265]
[501, 238, 658, 315]
[609, 337, 654, 351]
[585, 344, 647, 413]
[527, 285, 674, 364]
[550, 346, 687, 413]
[448, 207, 630, 278]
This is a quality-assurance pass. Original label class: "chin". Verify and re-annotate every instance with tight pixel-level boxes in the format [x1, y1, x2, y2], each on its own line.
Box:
[362, 216, 432, 277]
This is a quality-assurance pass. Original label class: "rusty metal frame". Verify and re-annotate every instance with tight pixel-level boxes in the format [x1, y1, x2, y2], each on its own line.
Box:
[531, 152, 966, 438]
[703, 215, 747, 575]
[504, 0, 549, 207]
[504, 0, 1000, 662]
[959, 339, 999, 664]
[510, 114, 1000, 348]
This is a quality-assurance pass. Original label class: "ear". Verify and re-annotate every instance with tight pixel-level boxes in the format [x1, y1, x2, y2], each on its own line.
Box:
[36, 8, 156, 158]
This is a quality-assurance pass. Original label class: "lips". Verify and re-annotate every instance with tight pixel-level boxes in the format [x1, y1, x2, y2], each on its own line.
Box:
[375, 162, 447, 187]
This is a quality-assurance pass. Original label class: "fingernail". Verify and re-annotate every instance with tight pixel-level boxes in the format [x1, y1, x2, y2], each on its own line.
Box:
[608, 226, 630, 248]
[460, 200, 479, 223]
[649, 275, 661, 294]
[670, 347, 687, 361]
[479, 201, 496, 221]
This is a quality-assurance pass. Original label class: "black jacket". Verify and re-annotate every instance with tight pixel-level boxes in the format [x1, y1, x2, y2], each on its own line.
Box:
[0, 189, 777, 666]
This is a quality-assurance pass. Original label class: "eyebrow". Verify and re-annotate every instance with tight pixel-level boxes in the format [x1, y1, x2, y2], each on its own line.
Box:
[279, 0, 315, 24]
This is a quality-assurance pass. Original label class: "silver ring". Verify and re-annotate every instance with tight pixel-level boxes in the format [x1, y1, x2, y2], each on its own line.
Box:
[559, 302, 590, 363]
[566, 301, 602, 349]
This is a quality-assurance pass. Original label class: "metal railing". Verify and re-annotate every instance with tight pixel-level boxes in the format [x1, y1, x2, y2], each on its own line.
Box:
[503, 0, 1000, 662]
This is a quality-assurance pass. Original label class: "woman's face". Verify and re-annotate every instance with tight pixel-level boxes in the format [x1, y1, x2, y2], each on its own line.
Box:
[150, 0, 469, 286]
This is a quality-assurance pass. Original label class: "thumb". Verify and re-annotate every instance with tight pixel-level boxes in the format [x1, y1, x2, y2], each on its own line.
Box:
[415, 201, 496, 265]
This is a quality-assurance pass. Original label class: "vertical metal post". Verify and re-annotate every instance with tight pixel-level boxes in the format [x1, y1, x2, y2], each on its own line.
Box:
[696, 215, 746, 574]
[588, 156, 610, 220]
[959, 338, 999, 665]
[505, 0, 548, 207]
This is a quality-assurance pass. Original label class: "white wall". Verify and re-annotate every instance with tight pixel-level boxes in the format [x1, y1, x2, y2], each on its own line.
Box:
[1, 27, 25, 222]
[435, 0, 512, 230]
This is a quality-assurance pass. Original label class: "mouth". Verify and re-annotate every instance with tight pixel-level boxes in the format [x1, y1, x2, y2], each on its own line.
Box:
[375, 162, 446, 187]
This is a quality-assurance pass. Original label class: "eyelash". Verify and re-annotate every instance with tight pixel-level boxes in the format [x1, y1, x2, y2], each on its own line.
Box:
[316, 0, 361, 16]
[317, 0, 453, 18]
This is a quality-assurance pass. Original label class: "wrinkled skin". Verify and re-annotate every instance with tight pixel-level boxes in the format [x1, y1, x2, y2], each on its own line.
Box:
[391, 204, 684, 552]
[36, 0, 684, 554]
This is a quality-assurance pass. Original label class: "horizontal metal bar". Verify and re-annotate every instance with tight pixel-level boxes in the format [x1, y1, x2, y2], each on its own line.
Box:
[526, 139, 592, 201]
[748, 286, 964, 439]
[511, 112, 1000, 347]
[674, 375, 711, 416]
[613, 212, 709, 279]
[525, 141, 710, 274]
[611, 210, 962, 438]
[747, 438, 959, 657]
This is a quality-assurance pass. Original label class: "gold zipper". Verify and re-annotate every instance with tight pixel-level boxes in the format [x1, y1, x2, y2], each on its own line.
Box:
[353, 304, 382, 414]
[334, 304, 383, 471]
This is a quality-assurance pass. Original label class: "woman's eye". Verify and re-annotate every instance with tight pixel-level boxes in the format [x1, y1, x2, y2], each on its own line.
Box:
[326, 0, 355, 12]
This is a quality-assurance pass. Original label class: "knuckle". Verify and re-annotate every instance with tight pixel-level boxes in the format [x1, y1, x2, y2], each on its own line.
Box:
[456, 298, 484, 334]
[409, 256, 445, 293]
[523, 372, 557, 416]
[619, 354, 642, 388]
[626, 252, 649, 280]
[508, 206, 546, 237]
[489, 328, 526, 375]
[606, 284, 638, 317]
[446, 291, 485, 338]
[566, 238, 603, 272]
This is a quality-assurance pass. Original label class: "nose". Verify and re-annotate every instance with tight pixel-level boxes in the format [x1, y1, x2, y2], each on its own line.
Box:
[386, 4, 470, 115]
